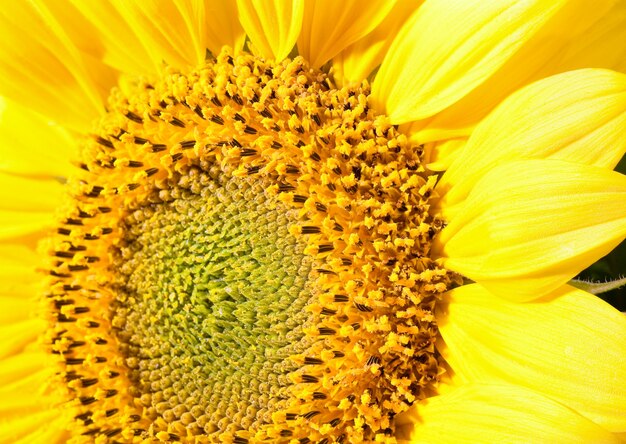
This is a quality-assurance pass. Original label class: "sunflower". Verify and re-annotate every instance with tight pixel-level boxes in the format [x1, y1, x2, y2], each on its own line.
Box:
[1, 0, 626, 443]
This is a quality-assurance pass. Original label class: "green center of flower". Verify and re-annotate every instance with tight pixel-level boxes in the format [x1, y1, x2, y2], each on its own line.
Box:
[111, 171, 315, 437]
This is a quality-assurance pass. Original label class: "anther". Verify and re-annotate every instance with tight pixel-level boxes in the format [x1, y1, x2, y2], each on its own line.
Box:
[133, 136, 150, 145]
[210, 115, 224, 125]
[95, 137, 114, 149]
[317, 244, 333, 253]
[301, 375, 319, 383]
[240, 148, 257, 157]
[86, 186, 103, 197]
[301, 226, 321, 234]
[301, 411, 321, 420]
[169, 117, 186, 128]
[246, 165, 263, 175]
[104, 428, 122, 437]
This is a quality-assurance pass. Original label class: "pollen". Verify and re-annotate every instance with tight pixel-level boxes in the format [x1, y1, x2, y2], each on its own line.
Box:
[44, 48, 458, 443]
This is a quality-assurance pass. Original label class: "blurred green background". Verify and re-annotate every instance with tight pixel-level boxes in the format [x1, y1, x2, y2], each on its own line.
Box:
[577, 154, 626, 311]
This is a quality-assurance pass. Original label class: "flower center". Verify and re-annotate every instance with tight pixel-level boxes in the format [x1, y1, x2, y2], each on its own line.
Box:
[45, 48, 456, 443]
[112, 171, 316, 438]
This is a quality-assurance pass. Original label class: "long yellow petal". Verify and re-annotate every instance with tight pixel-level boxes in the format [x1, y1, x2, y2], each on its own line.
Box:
[0, 243, 39, 267]
[105, 0, 244, 70]
[0, 210, 56, 241]
[0, 173, 65, 213]
[0, 2, 115, 131]
[0, 410, 68, 444]
[237, 0, 304, 61]
[0, 297, 36, 324]
[0, 318, 47, 360]
[434, 160, 626, 301]
[555, 2, 626, 73]
[438, 284, 626, 433]
[0, 352, 47, 386]
[372, 0, 567, 123]
[297, 0, 395, 69]
[68, 0, 158, 76]
[174, 0, 245, 57]
[332, 0, 422, 86]
[437, 69, 626, 207]
[0, 99, 78, 180]
[396, 383, 620, 443]
[406, 0, 626, 143]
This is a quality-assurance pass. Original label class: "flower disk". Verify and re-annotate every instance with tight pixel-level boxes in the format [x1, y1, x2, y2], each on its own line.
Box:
[45, 49, 457, 443]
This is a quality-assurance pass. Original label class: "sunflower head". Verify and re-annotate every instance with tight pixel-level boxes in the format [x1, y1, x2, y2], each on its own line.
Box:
[2, 1, 626, 443]
[44, 48, 456, 442]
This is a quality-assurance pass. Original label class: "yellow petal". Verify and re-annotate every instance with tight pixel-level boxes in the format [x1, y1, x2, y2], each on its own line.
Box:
[68, 0, 158, 76]
[0, 173, 65, 213]
[0, 297, 36, 324]
[0, 210, 55, 241]
[297, 0, 395, 69]
[438, 69, 626, 207]
[434, 160, 626, 301]
[204, 1, 247, 55]
[421, 138, 466, 172]
[0, 244, 40, 298]
[332, 0, 422, 86]
[0, 98, 78, 179]
[0, 2, 115, 131]
[397, 383, 620, 443]
[438, 284, 626, 433]
[0, 368, 54, 412]
[0, 318, 47, 360]
[555, 2, 626, 73]
[406, 0, 626, 143]
[0, 410, 68, 444]
[237, 0, 304, 61]
[0, 243, 39, 267]
[372, 0, 568, 123]
[0, 352, 48, 386]
[106, 0, 244, 70]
